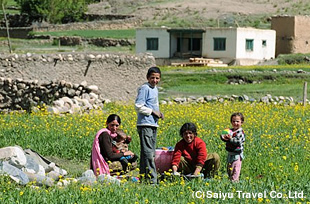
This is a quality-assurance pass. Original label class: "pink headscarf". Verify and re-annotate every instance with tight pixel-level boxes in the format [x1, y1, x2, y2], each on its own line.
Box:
[91, 128, 117, 176]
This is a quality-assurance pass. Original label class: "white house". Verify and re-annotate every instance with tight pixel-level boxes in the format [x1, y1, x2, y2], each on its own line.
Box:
[136, 27, 276, 65]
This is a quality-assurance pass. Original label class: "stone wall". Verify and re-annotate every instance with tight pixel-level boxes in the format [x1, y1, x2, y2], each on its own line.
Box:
[0, 27, 33, 39]
[0, 52, 156, 102]
[0, 77, 104, 112]
[53, 36, 135, 47]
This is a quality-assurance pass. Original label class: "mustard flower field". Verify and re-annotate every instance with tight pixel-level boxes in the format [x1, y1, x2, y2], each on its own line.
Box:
[0, 102, 310, 203]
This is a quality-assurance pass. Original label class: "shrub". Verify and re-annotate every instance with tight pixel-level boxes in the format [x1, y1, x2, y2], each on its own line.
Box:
[277, 53, 310, 65]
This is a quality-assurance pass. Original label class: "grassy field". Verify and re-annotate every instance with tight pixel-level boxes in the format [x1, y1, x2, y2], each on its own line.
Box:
[0, 102, 309, 203]
[160, 65, 310, 101]
[32, 29, 136, 39]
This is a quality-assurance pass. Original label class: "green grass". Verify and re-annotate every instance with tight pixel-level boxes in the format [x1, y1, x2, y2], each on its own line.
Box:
[33, 29, 136, 39]
[0, 0, 19, 15]
[160, 67, 310, 100]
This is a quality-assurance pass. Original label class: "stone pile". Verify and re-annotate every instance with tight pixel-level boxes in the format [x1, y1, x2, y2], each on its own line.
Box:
[0, 77, 105, 113]
[0, 146, 122, 187]
[160, 94, 308, 106]
[0, 146, 68, 187]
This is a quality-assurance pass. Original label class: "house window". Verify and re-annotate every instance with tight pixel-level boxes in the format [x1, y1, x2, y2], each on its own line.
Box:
[188, 38, 201, 51]
[214, 38, 226, 51]
[246, 39, 254, 51]
[146, 38, 158, 50]
[262, 40, 267, 47]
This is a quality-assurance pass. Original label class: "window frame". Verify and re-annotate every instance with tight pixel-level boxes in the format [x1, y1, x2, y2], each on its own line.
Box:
[213, 38, 226, 51]
[246, 39, 254, 51]
[146, 38, 159, 51]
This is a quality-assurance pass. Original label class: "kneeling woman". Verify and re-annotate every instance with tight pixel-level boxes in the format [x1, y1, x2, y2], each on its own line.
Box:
[90, 114, 138, 176]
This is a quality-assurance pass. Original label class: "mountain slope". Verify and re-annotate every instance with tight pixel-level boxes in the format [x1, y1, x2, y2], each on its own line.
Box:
[88, 0, 310, 28]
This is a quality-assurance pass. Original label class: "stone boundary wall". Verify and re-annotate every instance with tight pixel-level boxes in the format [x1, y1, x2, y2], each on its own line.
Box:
[0, 27, 33, 39]
[84, 14, 135, 21]
[160, 94, 308, 106]
[52, 36, 135, 47]
[0, 77, 103, 112]
[0, 52, 155, 101]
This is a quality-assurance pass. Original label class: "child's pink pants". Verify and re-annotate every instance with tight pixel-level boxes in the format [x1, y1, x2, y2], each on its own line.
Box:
[227, 156, 242, 182]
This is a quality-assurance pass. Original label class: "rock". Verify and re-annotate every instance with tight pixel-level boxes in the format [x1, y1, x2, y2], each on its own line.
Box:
[25, 172, 54, 187]
[87, 85, 99, 92]
[98, 174, 121, 185]
[0, 146, 27, 168]
[68, 89, 76, 97]
[89, 93, 99, 100]
[160, 100, 167, 105]
[204, 95, 213, 102]
[197, 97, 205, 103]
[174, 97, 186, 103]
[243, 95, 249, 101]
[47, 107, 60, 114]
[77, 170, 97, 185]
[260, 96, 269, 103]
[297, 69, 305, 73]
[24, 154, 40, 174]
[46, 170, 61, 181]
[0, 161, 29, 185]
[45, 162, 67, 176]
[80, 81, 87, 87]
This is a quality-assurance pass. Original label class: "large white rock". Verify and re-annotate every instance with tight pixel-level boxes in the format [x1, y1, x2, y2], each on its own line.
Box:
[0, 146, 27, 168]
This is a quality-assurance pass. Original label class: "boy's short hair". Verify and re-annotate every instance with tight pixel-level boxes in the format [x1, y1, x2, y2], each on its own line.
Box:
[147, 66, 161, 78]
[230, 112, 245, 123]
[179, 122, 197, 137]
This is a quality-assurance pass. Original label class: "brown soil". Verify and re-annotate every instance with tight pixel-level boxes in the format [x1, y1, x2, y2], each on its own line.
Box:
[88, 0, 307, 25]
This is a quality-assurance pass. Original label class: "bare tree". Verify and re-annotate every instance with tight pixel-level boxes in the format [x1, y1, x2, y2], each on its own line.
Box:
[1, 0, 12, 53]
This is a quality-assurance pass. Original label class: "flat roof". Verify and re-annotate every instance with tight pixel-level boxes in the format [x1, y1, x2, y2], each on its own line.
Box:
[167, 28, 205, 33]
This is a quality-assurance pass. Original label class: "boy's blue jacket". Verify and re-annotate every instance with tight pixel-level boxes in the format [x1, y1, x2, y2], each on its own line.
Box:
[135, 82, 159, 127]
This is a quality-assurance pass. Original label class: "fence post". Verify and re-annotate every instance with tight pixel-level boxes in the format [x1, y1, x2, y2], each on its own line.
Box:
[303, 82, 307, 107]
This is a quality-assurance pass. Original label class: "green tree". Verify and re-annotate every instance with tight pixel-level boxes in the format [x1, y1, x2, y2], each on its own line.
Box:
[15, 0, 87, 24]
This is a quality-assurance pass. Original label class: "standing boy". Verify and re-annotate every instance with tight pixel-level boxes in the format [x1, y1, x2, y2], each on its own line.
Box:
[135, 66, 164, 184]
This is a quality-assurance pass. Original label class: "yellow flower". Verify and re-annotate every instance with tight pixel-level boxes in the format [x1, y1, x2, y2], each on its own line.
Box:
[294, 163, 299, 172]
[257, 198, 263, 202]
[282, 156, 287, 160]
[19, 191, 24, 196]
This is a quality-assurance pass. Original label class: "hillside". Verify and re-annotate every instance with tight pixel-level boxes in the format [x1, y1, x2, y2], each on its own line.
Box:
[88, 0, 310, 28]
